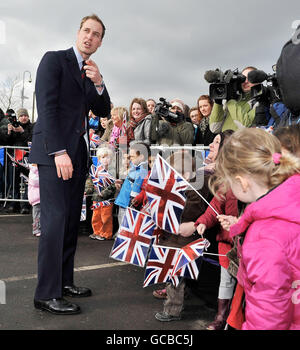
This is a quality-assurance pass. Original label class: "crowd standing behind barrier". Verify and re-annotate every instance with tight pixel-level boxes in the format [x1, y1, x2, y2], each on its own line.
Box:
[1, 77, 300, 330]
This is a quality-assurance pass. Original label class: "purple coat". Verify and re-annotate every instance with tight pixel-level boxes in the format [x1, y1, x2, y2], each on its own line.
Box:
[230, 174, 300, 330]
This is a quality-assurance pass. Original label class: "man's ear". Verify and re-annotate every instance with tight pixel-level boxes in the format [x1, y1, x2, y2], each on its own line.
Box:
[235, 175, 249, 193]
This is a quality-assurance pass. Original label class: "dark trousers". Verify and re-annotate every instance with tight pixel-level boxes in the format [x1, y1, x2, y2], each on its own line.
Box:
[34, 137, 88, 300]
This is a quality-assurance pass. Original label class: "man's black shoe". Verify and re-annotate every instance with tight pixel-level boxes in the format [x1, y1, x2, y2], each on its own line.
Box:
[34, 298, 81, 315]
[63, 285, 92, 298]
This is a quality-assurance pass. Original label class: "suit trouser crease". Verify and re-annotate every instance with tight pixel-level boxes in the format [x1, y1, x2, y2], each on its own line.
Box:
[35, 137, 87, 300]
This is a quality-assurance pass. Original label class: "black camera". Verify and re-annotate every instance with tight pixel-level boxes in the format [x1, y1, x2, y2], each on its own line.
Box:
[248, 66, 281, 104]
[154, 98, 184, 124]
[204, 68, 246, 100]
[9, 114, 20, 128]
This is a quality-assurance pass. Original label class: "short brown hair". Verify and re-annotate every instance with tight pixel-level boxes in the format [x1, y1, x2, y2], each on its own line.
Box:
[241, 66, 257, 74]
[80, 14, 106, 39]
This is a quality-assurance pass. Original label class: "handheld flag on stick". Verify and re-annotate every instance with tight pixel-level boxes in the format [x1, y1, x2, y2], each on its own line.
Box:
[80, 195, 86, 221]
[120, 111, 127, 136]
[89, 162, 115, 194]
[145, 154, 188, 234]
[172, 238, 210, 275]
[110, 207, 156, 267]
[143, 245, 179, 287]
[90, 133, 101, 149]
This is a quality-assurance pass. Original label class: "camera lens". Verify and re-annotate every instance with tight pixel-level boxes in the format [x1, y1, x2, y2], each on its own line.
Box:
[216, 86, 225, 97]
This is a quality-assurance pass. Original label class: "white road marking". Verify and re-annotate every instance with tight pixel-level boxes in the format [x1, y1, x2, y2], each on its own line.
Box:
[2, 262, 126, 283]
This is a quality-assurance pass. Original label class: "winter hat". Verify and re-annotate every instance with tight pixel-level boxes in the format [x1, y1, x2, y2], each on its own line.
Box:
[17, 108, 29, 118]
[170, 100, 184, 113]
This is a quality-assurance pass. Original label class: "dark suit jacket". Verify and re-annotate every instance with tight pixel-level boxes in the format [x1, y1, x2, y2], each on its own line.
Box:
[29, 47, 111, 165]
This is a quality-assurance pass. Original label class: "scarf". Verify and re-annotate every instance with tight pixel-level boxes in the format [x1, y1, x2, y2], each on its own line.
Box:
[199, 116, 210, 137]
[127, 112, 148, 142]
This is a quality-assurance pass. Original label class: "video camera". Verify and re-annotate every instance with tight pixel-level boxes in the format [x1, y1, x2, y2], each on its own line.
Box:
[248, 65, 281, 104]
[154, 98, 184, 124]
[204, 68, 246, 100]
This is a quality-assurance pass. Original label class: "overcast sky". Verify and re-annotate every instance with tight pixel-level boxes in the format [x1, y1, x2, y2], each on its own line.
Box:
[0, 0, 299, 118]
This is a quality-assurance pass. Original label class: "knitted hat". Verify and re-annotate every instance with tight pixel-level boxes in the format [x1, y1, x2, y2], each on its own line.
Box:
[171, 100, 184, 113]
[17, 108, 29, 118]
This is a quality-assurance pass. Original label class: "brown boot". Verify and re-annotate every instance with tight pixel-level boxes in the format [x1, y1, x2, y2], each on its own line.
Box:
[206, 299, 231, 330]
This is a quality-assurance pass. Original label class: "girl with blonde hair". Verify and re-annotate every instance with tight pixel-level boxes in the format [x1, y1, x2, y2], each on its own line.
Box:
[210, 127, 300, 330]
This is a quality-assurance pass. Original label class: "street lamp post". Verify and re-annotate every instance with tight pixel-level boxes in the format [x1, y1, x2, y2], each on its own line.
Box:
[21, 70, 32, 107]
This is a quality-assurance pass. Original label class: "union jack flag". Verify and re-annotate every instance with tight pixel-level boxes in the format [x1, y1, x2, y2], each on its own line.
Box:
[120, 111, 127, 136]
[90, 133, 101, 148]
[89, 162, 115, 194]
[91, 200, 112, 210]
[172, 238, 210, 275]
[143, 244, 204, 288]
[80, 195, 86, 221]
[110, 208, 156, 267]
[7, 152, 29, 169]
[145, 155, 188, 234]
[171, 258, 203, 287]
[143, 245, 179, 287]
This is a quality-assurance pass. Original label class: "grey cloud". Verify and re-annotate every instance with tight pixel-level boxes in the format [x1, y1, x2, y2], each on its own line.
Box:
[0, 0, 299, 114]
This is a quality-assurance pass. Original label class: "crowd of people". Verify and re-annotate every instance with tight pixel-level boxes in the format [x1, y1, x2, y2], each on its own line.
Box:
[0, 62, 300, 330]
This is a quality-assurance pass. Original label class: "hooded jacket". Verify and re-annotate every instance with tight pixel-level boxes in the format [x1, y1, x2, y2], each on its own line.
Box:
[114, 161, 148, 209]
[230, 174, 300, 330]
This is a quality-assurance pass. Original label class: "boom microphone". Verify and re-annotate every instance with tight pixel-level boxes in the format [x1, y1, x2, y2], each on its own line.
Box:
[247, 70, 268, 84]
[204, 70, 222, 83]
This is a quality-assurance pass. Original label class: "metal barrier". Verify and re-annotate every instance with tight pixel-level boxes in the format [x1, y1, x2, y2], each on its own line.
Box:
[0, 146, 30, 204]
[0, 144, 209, 205]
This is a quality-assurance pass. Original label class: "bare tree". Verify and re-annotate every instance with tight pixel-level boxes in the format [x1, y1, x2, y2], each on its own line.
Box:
[0, 75, 21, 112]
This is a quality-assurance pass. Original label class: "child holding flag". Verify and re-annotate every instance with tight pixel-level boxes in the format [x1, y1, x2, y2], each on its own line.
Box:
[210, 127, 300, 330]
[86, 146, 116, 241]
[114, 142, 149, 226]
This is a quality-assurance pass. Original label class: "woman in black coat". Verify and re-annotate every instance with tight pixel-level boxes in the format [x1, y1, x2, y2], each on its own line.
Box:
[194, 95, 216, 146]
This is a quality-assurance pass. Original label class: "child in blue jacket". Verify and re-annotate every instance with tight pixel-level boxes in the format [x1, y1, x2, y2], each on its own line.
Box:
[115, 142, 149, 225]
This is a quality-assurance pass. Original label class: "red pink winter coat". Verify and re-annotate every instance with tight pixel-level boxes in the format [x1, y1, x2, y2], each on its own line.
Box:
[230, 174, 300, 330]
[195, 189, 238, 268]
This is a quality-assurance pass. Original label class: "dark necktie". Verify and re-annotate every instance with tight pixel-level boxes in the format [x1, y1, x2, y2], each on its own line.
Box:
[81, 60, 86, 80]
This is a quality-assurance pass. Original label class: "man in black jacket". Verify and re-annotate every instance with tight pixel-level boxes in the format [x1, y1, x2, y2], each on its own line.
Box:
[29, 14, 111, 315]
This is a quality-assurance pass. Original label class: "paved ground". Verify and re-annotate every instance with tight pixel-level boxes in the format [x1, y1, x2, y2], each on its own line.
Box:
[0, 211, 216, 333]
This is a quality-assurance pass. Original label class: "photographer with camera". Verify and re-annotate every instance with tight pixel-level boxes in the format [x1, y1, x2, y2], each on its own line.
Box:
[151, 98, 194, 146]
[4, 108, 33, 213]
[208, 66, 259, 133]
[0, 109, 16, 145]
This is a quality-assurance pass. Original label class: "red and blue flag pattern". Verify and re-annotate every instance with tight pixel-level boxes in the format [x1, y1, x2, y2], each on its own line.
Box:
[110, 208, 156, 267]
[145, 155, 188, 234]
[172, 238, 210, 275]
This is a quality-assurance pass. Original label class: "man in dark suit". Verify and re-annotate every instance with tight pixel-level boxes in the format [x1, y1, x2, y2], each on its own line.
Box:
[29, 14, 111, 315]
